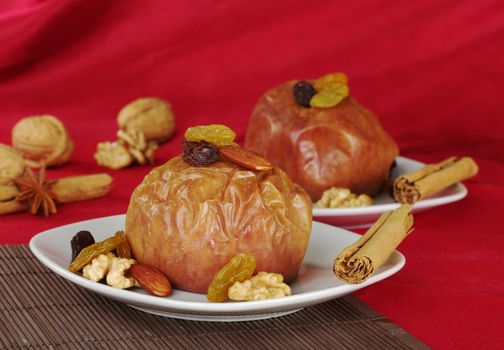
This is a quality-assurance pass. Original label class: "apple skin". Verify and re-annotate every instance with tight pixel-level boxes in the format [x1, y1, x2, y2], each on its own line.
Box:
[245, 80, 398, 201]
[126, 156, 312, 294]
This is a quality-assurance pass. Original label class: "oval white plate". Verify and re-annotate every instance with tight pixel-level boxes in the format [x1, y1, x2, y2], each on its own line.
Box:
[313, 156, 467, 229]
[30, 215, 405, 322]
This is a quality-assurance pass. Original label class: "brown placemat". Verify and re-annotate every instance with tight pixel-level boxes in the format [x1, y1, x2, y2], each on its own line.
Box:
[0, 245, 427, 350]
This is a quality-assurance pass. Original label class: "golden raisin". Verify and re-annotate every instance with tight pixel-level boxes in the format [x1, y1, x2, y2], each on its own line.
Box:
[310, 72, 349, 108]
[207, 252, 256, 302]
[114, 231, 131, 259]
[313, 72, 348, 91]
[184, 125, 236, 147]
[310, 84, 349, 108]
[68, 234, 125, 273]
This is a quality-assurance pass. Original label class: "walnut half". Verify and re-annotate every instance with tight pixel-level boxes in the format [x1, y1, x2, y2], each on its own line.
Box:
[228, 272, 292, 301]
[315, 187, 373, 208]
[82, 252, 139, 289]
[94, 131, 157, 169]
[94, 141, 133, 169]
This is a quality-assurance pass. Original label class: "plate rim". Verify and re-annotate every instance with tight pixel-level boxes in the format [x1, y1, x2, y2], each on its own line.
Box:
[29, 216, 405, 315]
[313, 155, 468, 217]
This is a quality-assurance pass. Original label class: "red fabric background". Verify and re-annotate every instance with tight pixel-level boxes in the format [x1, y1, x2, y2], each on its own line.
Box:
[1, 0, 503, 348]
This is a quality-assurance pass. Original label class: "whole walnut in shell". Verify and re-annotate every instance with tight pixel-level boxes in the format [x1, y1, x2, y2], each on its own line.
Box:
[117, 97, 175, 143]
[12, 115, 74, 168]
[0, 144, 26, 185]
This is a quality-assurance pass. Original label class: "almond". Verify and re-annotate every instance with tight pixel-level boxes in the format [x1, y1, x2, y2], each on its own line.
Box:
[220, 146, 273, 171]
[130, 264, 172, 297]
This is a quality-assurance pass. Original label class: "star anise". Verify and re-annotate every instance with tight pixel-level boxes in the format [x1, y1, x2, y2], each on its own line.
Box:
[13, 166, 58, 217]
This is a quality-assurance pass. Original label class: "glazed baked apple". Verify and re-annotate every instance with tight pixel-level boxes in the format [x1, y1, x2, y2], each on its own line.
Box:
[245, 73, 398, 201]
[125, 125, 312, 293]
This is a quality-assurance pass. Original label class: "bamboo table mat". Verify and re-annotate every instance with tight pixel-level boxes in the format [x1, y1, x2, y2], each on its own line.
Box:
[0, 245, 427, 349]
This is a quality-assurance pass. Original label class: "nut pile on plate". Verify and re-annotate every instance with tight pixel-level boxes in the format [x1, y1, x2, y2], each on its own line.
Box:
[69, 230, 292, 302]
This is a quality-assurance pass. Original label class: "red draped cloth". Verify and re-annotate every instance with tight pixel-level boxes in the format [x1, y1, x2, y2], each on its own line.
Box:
[1, 1, 503, 348]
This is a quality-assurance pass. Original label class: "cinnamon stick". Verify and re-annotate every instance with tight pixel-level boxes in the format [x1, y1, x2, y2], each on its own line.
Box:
[0, 185, 26, 214]
[0, 185, 19, 202]
[393, 157, 478, 204]
[0, 200, 27, 215]
[51, 174, 112, 203]
[333, 205, 413, 284]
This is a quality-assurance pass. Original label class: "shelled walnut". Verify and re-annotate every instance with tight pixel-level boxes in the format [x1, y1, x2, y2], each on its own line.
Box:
[117, 97, 175, 144]
[11, 115, 73, 168]
[94, 141, 133, 170]
[82, 252, 139, 289]
[117, 130, 157, 165]
[228, 272, 292, 301]
[315, 187, 373, 208]
[94, 130, 157, 169]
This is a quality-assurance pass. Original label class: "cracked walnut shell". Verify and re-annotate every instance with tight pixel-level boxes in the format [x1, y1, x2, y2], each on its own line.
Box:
[0, 144, 26, 185]
[117, 97, 175, 143]
[12, 115, 74, 168]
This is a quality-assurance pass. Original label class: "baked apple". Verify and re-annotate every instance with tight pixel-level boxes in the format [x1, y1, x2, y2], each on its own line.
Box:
[244, 73, 398, 201]
[125, 125, 312, 294]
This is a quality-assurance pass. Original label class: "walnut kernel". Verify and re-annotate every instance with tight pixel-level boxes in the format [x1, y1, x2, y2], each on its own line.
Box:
[228, 272, 292, 301]
[94, 130, 157, 169]
[94, 141, 133, 169]
[82, 252, 139, 289]
[82, 253, 115, 282]
[117, 130, 157, 165]
[106, 256, 138, 289]
[315, 187, 373, 208]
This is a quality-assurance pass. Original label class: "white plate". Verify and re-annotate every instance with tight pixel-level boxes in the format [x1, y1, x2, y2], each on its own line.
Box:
[30, 215, 405, 322]
[313, 156, 467, 229]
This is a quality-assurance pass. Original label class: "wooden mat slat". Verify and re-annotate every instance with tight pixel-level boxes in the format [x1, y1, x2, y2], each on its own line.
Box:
[0, 245, 428, 350]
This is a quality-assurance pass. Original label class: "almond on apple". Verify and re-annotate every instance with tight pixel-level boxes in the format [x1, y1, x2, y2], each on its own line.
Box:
[220, 146, 272, 171]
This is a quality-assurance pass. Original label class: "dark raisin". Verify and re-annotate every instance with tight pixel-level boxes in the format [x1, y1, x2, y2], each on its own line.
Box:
[293, 80, 316, 107]
[182, 141, 219, 166]
[70, 230, 95, 262]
